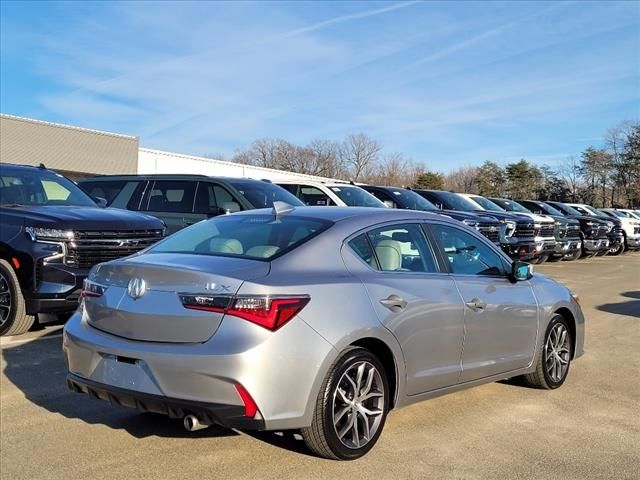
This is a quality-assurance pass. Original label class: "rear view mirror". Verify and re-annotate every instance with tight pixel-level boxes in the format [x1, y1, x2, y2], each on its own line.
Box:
[511, 261, 533, 282]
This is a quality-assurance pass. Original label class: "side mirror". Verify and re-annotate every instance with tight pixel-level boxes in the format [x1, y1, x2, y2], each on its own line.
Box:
[93, 196, 108, 208]
[208, 202, 241, 217]
[510, 261, 533, 282]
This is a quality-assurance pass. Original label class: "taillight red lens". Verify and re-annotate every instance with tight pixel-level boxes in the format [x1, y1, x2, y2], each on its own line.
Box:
[228, 296, 310, 331]
[180, 294, 310, 331]
[80, 279, 107, 298]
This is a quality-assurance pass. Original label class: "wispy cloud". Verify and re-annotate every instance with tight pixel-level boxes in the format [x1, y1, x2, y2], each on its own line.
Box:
[280, 1, 421, 38]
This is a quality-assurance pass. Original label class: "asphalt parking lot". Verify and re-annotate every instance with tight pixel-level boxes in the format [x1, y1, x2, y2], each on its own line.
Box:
[1, 254, 639, 480]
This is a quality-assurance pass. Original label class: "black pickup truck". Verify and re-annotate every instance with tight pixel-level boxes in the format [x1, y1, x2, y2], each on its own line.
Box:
[0, 163, 165, 336]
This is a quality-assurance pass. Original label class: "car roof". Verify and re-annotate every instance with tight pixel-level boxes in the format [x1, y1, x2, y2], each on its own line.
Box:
[233, 205, 452, 224]
[0, 162, 53, 173]
[79, 174, 275, 184]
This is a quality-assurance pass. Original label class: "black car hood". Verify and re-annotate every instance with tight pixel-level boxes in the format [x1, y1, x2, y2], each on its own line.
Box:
[1, 205, 164, 230]
[564, 214, 610, 225]
[438, 209, 500, 224]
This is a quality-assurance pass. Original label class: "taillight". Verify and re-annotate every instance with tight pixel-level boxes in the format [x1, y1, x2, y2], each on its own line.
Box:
[179, 294, 310, 331]
[80, 279, 107, 298]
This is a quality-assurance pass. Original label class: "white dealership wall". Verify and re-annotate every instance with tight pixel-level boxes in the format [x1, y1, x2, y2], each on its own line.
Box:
[137, 148, 340, 183]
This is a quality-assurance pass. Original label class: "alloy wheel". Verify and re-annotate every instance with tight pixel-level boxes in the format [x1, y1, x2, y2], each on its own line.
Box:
[545, 323, 571, 382]
[0, 271, 12, 327]
[332, 361, 385, 449]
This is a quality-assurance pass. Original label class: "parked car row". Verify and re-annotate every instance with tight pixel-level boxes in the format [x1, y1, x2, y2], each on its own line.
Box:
[1, 164, 637, 338]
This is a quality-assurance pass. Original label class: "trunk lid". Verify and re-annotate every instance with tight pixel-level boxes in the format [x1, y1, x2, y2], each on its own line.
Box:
[85, 253, 270, 343]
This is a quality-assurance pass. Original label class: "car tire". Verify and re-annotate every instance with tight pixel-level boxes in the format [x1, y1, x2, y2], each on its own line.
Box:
[0, 259, 35, 336]
[534, 255, 549, 264]
[522, 314, 572, 389]
[608, 242, 625, 256]
[301, 346, 389, 460]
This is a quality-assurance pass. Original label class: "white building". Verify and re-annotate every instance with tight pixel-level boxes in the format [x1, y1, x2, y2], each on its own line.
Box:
[0, 113, 339, 183]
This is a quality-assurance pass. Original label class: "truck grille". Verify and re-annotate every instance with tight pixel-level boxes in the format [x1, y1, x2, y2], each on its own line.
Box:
[65, 230, 164, 269]
[514, 223, 535, 239]
[538, 224, 555, 238]
[566, 225, 581, 239]
[596, 225, 610, 238]
[477, 223, 500, 244]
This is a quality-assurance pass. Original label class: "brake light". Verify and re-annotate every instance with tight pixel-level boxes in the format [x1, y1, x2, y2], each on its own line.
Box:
[80, 279, 107, 298]
[180, 294, 310, 331]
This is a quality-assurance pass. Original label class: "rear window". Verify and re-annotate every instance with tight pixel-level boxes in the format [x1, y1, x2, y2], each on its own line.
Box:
[149, 214, 332, 260]
[227, 180, 304, 209]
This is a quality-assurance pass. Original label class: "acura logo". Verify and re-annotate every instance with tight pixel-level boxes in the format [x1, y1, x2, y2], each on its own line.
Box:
[127, 277, 146, 299]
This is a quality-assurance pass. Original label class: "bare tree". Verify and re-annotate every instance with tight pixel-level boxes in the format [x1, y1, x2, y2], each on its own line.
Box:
[558, 156, 582, 202]
[339, 133, 383, 181]
[443, 166, 479, 193]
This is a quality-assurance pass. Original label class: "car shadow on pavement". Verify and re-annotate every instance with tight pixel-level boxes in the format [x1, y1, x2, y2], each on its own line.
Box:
[1, 335, 238, 440]
[596, 291, 640, 319]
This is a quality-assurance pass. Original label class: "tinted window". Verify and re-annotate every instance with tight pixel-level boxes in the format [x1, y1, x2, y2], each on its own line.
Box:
[349, 234, 377, 268]
[362, 224, 437, 272]
[227, 180, 303, 209]
[299, 186, 334, 206]
[0, 168, 95, 207]
[469, 196, 504, 212]
[150, 215, 331, 260]
[80, 180, 136, 206]
[142, 180, 196, 213]
[431, 224, 505, 276]
[195, 182, 242, 214]
[329, 186, 385, 207]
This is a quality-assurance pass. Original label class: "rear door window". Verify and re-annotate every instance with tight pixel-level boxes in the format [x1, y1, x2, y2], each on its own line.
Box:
[350, 224, 437, 272]
[299, 186, 334, 206]
[141, 180, 197, 213]
[79, 180, 140, 207]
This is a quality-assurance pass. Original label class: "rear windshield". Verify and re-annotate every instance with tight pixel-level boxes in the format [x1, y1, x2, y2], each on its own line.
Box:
[227, 180, 304, 209]
[329, 186, 385, 207]
[149, 214, 332, 260]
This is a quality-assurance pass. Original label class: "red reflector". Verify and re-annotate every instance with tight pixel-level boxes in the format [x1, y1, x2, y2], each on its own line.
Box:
[11, 258, 20, 270]
[234, 384, 258, 418]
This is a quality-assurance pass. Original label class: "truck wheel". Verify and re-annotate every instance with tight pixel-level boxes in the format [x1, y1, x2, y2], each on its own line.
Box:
[301, 347, 389, 460]
[608, 242, 625, 256]
[522, 314, 573, 389]
[0, 260, 35, 336]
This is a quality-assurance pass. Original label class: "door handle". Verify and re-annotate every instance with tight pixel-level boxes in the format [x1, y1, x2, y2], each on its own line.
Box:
[380, 295, 408, 312]
[465, 298, 487, 311]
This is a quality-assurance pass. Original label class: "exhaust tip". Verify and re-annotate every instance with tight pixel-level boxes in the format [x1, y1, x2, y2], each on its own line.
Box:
[183, 414, 209, 432]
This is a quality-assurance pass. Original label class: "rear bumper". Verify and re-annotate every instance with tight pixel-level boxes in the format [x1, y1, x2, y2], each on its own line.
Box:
[62, 308, 335, 431]
[67, 373, 264, 430]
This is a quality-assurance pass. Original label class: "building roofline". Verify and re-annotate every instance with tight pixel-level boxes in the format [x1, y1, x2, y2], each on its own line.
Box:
[0, 113, 138, 141]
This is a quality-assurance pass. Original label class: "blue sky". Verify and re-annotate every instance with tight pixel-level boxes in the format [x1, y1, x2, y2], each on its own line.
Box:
[1, 0, 638, 172]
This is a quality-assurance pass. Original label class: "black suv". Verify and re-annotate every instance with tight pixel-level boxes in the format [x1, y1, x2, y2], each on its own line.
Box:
[412, 189, 545, 261]
[360, 185, 503, 245]
[79, 175, 304, 234]
[0, 164, 165, 336]
[544, 201, 616, 257]
[513, 200, 583, 261]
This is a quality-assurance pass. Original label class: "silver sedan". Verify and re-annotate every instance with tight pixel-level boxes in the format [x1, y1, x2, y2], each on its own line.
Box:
[63, 205, 584, 460]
